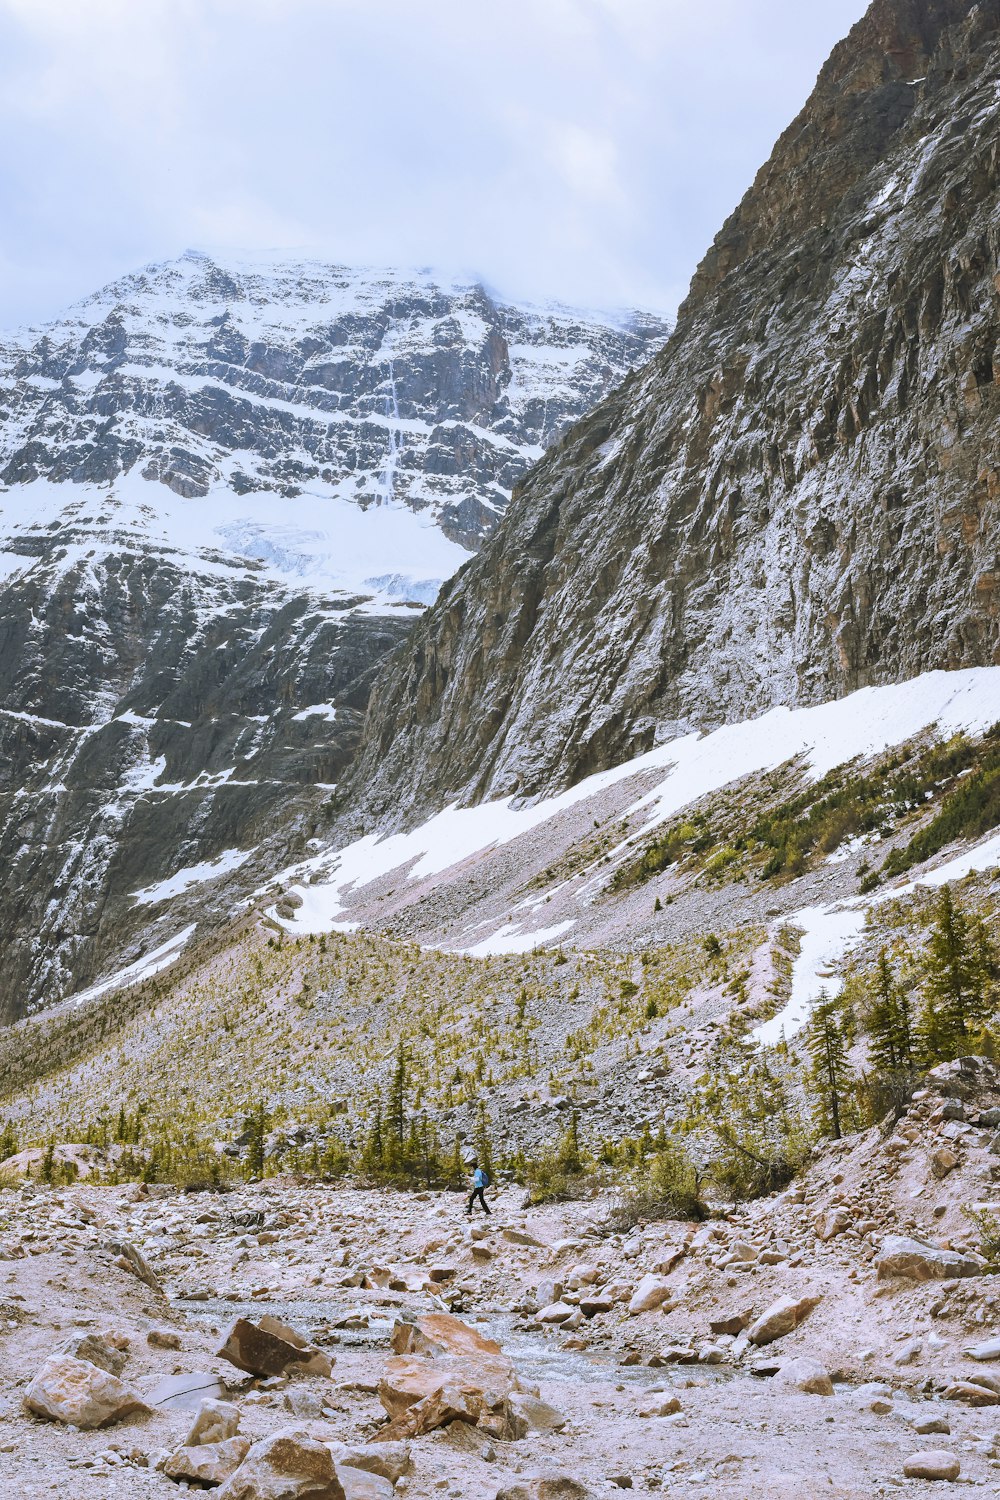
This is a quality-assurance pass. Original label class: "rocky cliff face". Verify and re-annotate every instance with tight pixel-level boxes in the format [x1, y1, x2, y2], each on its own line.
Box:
[0, 257, 665, 1018]
[348, 0, 1000, 822]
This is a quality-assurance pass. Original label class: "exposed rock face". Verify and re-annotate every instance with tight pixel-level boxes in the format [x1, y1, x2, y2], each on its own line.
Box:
[0, 257, 664, 1019]
[0, 254, 667, 552]
[348, 0, 1000, 825]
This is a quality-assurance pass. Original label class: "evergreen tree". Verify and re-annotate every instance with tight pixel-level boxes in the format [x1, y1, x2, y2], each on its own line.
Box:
[387, 1043, 408, 1148]
[918, 886, 995, 1062]
[244, 1100, 270, 1179]
[556, 1110, 582, 1175]
[40, 1141, 56, 1185]
[360, 1104, 384, 1176]
[0, 1120, 17, 1162]
[863, 949, 916, 1074]
[804, 991, 855, 1140]
[686, 1048, 808, 1200]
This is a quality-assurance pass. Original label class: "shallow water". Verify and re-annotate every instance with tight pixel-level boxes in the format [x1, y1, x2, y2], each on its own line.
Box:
[173, 1291, 729, 1390]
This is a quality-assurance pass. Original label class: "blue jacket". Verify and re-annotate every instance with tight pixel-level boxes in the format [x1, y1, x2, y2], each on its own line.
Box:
[473, 1168, 488, 1189]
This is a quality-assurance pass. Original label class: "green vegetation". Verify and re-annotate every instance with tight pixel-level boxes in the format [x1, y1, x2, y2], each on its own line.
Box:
[964, 1205, 1000, 1270]
[615, 731, 1000, 892]
[916, 885, 997, 1062]
[685, 1049, 809, 1200]
[804, 992, 856, 1140]
[878, 727, 1000, 883]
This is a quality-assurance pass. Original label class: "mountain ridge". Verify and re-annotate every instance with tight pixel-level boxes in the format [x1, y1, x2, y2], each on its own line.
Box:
[0, 255, 666, 1018]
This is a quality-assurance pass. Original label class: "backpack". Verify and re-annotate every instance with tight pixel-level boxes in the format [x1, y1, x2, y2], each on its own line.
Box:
[477, 1167, 490, 1189]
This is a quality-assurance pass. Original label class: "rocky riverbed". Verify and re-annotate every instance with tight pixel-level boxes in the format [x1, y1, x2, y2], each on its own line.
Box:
[5, 1059, 1000, 1498]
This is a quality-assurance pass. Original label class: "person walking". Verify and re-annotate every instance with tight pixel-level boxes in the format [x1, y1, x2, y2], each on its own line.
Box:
[466, 1158, 491, 1215]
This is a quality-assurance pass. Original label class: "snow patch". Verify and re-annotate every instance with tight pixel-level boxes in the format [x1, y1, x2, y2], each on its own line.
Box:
[131, 848, 254, 906]
[463, 920, 576, 957]
[291, 704, 338, 723]
[753, 826, 1000, 1047]
[275, 668, 1000, 935]
[69, 924, 196, 1006]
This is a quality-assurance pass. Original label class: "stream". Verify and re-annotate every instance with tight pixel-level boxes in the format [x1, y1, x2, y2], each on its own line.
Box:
[171, 1291, 731, 1391]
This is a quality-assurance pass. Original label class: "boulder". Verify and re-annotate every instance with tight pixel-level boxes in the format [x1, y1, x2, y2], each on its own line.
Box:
[61, 1333, 128, 1377]
[496, 1476, 590, 1500]
[148, 1372, 227, 1411]
[966, 1336, 1000, 1361]
[943, 1380, 1000, 1406]
[103, 1237, 162, 1291]
[378, 1360, 481, 1437]
[638, 1395, 681, 1417]
[285, 1390, 327, 1419]
[24, 1354, 152, 1430]
[336, 1468, 393, 1500]
[162, 1437, 251, 1486]
[508, 1393, 568, 1432]
[724, 1240, 757, 1263]
[773, 1357, 834, 1396]
[628, 1275, 674, 1315]
[902, 1450, 960, 1481]
[650, 1247, 684, 1276]
[218, 1317, 331, 1378]
[747, 1294, 823, 1346]
[186, 1397, 241, 1445]
[910, 1415, 951, 1436]
[814, 1209, 849, 1241]
[537, 1302, 575, 1323]
[215, 1428, 346, 1500]
[709, 1309, 753, 1337]
[931, 1147, 959, 1178]
[875, 1236, 981, 1281]
[389, 1314, 502, 1362]
[378, 1355, 518, 1440]
[148, 1328, 183, 1350]
[578, 1293, 614, 1317]
[503, 1228, 545, 1248]
[327, 1443, 410, 1485]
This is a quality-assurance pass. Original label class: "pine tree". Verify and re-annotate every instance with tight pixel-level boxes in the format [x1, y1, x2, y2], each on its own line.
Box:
[863, 949, 916, 1074]
[804, 992, 855, 1141]
[556, 1110, 582, 1174]
[387, 1043, 408, 1147]
[0, 1120, 17, 1161]
[687, 1049, 807, 1200]
[361, 1105, 384, 1176]
[918, 887, 995, 1062]
[244, 1100, 269, 1178]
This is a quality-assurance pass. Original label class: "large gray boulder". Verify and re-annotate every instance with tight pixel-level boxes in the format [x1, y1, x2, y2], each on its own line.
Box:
[215, 1428, 346, 1500]
[747, 1293, 823, 1346]
[24, 1354, 152, 1430]
[875, 1236, 982, 1281]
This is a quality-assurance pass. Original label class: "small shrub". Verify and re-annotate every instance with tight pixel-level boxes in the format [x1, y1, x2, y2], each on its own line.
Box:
[963, 1205, 1000, 1270]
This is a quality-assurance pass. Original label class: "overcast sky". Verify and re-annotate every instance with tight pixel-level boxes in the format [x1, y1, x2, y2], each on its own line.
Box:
[0, 0, 871, 329]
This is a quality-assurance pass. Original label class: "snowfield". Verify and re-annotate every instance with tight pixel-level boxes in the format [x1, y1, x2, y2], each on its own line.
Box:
[274, 668, 1000, 1034]
[278, 668, 1000, 931]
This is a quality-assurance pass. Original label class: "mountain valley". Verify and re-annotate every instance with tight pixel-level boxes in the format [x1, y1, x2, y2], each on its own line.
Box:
[3, 2, 1000, 1496]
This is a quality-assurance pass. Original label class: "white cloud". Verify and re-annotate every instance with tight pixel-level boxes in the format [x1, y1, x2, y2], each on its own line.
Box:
[0, 0, 872, 326]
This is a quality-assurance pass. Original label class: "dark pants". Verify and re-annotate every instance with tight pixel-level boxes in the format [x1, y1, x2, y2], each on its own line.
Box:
[467, 1186, 490, 1214]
